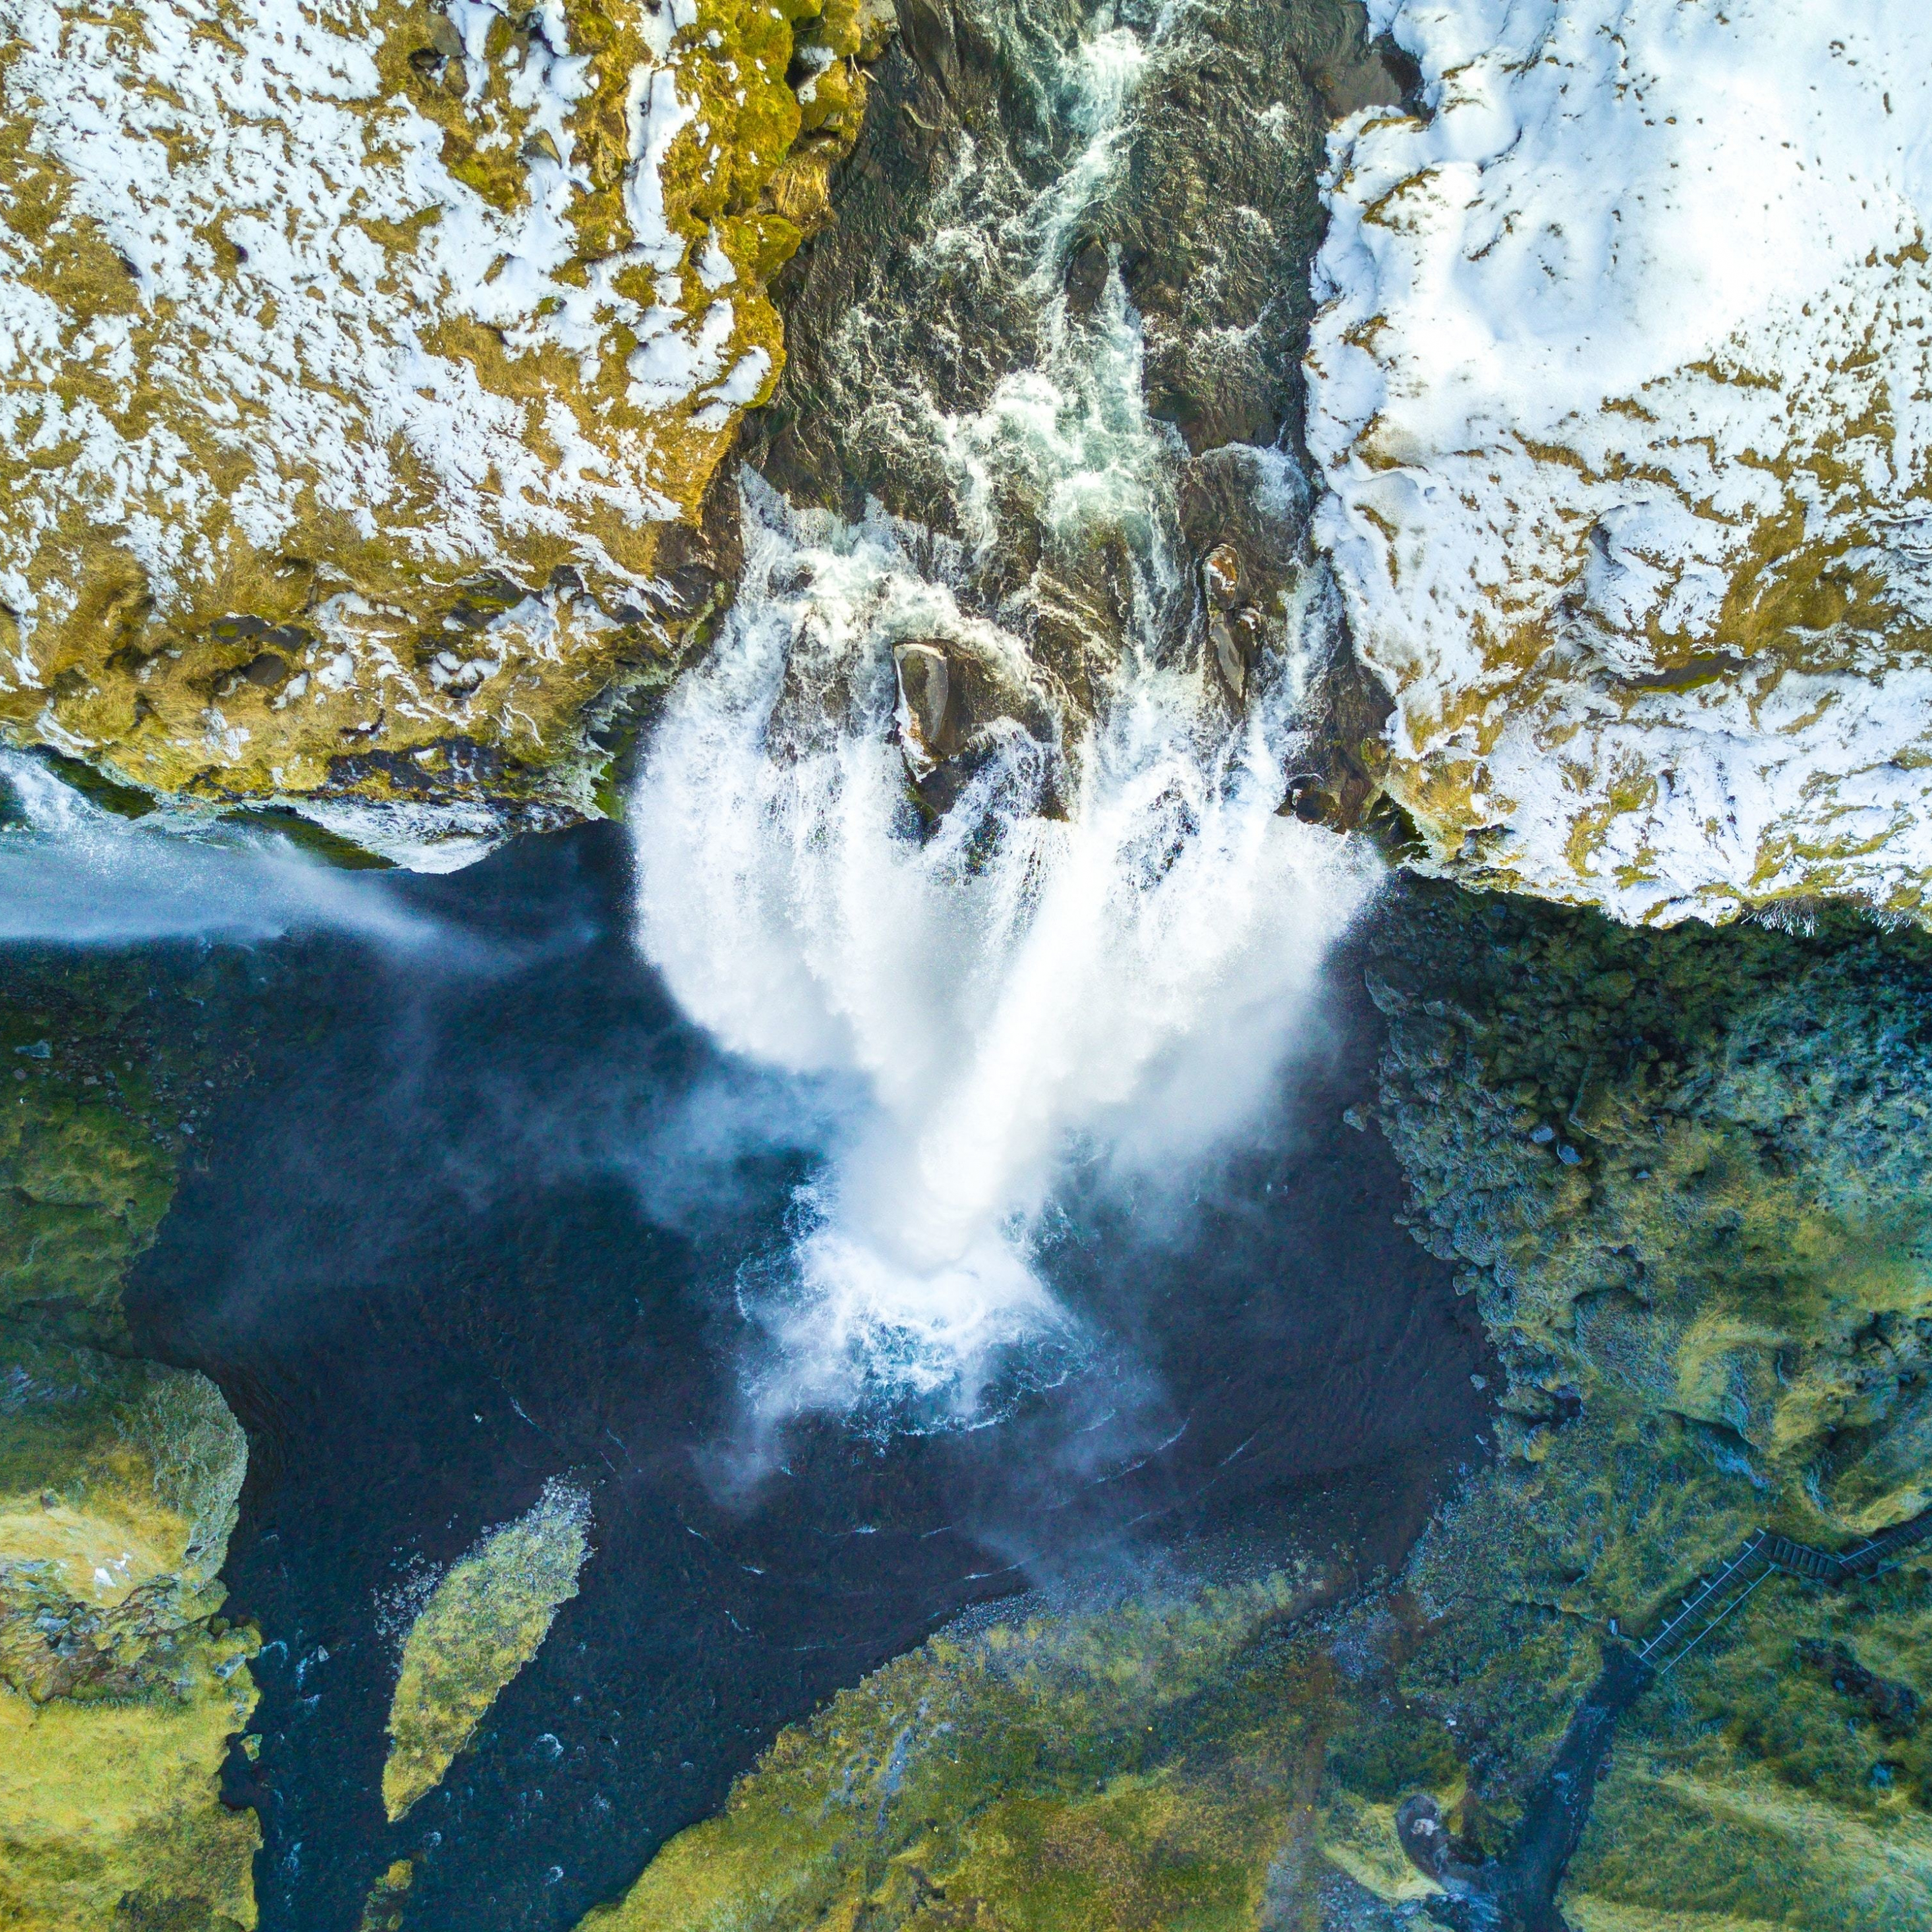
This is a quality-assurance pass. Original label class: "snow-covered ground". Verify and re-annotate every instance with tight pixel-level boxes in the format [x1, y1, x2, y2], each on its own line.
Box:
[1309, 0, 1932, 923]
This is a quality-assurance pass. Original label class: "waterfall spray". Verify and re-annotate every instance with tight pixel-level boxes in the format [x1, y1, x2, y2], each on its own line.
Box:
[631, 7, 1380, 1432]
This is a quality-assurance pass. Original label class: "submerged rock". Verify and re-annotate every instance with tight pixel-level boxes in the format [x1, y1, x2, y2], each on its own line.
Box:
[0, 0, 886, 864]
[1309, 1, 1932, 924]
[381, 1476, 592, 1821]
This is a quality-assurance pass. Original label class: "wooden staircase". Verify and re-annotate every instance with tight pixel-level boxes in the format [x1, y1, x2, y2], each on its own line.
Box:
[1635, 1506, 1932, 1676]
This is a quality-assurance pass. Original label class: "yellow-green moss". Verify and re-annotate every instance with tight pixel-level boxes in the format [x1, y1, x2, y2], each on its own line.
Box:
[0, 1342, 244, 1693]
[1566, 1568, 1932, 1929]
[0, 948, 259, 1929]
[0, 1624, 260, 1932]
[573, 1572, 1389, 1932]
[358, 1858, 416, 1932]
[382, 1477, 592, 1820]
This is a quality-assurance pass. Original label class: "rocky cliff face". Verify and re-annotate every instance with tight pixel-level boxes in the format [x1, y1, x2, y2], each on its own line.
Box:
[1309, 0, 1932, 926]
[1363, 886, 1932, 1923]
[0, 0, 886, 865]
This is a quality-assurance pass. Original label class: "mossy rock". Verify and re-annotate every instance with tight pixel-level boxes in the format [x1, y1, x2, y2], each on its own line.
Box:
[0, 946, 260, 1927]
[573, 1571, 1406, 1932]
[0, 1340, 245, 1698]
[0, 1625, 260, 1932]
[0, 0, 888, 859]
[382, 1479, 593, 1820]
[1368, 883, 1932, 1524]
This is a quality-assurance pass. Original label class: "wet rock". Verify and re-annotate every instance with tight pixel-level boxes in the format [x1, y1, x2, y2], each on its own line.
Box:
[743, 0, 1359, 784]
[893, 642, 955, 770]
[1210, 609, 1257, 704]
[1203, 543, 1243, 611]
[1064, 234, 1110, 315]
[1284, 774, 1338, 824]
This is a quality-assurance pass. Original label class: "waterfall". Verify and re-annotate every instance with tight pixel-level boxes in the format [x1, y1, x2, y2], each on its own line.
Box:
[631, 6, 1380, 1432]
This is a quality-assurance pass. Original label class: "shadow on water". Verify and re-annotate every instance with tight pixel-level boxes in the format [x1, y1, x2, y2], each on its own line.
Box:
[125, 820, 1492, 1932]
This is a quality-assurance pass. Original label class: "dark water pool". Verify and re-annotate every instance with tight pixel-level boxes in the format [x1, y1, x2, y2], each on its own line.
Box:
[125, 822, 1491, 1932]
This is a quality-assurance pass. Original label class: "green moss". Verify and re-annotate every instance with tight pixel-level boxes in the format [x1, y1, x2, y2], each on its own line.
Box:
[1367, 884, 1932, 1520]
[382, 1478, 593, 1821]
[576, 1573, 1371, 1932]
[0, 1338, 244, 1697]
[1363, 882, 1932, 1924]
[0, 950, 196, 1349]
[0, 948, 260, 1929]
[0, 1621, 260, 1932]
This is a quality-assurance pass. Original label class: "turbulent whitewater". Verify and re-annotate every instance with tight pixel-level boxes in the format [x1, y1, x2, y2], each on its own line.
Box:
[632, 8, 1378, 1426]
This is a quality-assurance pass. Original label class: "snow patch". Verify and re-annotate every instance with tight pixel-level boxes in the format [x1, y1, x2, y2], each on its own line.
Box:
[1309, 0, 1932, 922]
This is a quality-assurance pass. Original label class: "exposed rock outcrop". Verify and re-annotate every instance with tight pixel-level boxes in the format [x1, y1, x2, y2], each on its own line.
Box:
[740, 0, 1404, 813]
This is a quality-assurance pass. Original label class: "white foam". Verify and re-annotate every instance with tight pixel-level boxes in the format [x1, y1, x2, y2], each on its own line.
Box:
[629, 10, 1384, 1430]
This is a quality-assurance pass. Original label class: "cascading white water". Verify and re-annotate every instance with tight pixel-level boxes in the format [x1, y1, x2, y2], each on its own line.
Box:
[631, 13, 1381, 1430]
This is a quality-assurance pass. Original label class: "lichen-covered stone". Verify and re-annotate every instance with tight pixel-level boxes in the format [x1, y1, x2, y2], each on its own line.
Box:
[382, 1475, 592, 1820]
[0, 0, 885, 863]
